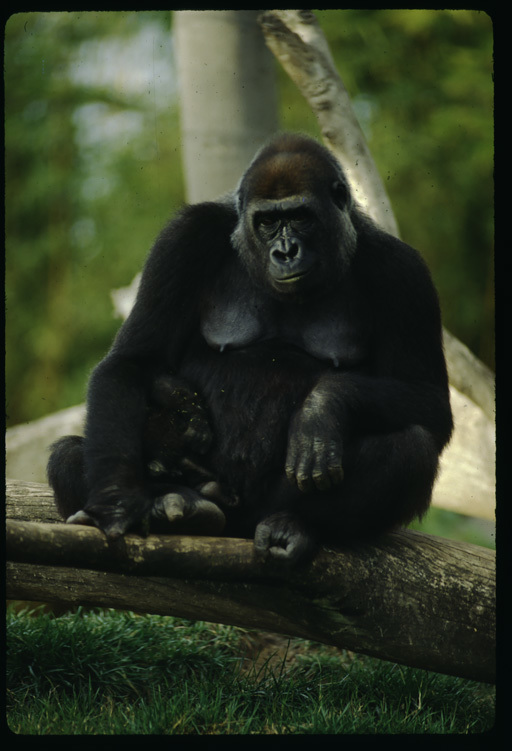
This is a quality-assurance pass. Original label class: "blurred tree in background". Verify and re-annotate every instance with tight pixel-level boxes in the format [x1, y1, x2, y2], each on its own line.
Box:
[5, 10, 493, 427]
[6, 12, 181, 425]
[314, 10, 494, 369]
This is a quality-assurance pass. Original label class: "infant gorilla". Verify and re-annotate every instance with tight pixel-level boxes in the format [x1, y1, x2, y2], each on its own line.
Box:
[49, 374, 230, 537]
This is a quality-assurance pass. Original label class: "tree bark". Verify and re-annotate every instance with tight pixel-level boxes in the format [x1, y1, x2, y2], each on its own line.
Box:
[442, 329, 495, 424]
[6, 480, 495, 683]
[259, 9, 399, 236]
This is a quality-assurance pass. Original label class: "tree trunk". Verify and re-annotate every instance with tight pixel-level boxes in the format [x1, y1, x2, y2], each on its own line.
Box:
[174, 10, 278, 202]
[6, 480, 495, 683]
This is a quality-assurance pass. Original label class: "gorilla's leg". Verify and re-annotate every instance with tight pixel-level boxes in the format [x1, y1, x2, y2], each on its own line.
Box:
[254, 425, 438, 564]
[299, 424, 439, 542]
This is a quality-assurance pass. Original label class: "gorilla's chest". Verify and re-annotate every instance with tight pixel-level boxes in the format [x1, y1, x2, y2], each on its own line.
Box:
[200, 282, 368, 369]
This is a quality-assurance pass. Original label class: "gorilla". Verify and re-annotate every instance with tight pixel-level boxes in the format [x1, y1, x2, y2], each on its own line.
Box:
[48, 133, 453, 564]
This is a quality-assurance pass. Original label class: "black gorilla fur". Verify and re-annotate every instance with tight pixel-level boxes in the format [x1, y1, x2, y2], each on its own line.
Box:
[47, 133, 453, 564]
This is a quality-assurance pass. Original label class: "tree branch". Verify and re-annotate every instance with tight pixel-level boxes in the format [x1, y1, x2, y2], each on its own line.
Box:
[259, 10, 399, 236]
[7, 480, 495, 683]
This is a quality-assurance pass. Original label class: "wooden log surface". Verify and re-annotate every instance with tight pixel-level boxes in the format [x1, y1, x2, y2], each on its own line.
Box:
[6, 480, 495, 683]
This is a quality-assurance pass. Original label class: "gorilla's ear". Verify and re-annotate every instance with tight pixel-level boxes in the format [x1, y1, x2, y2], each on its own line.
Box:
[233, 189, 242, 217]
[331, 180, 351, 210]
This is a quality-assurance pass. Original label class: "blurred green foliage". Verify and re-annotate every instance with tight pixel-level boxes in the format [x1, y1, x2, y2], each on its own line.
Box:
[5, 10, 493, 426]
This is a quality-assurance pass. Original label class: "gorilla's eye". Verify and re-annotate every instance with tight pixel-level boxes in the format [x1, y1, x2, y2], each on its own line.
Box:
[290, 212, 314, 231]
[255, 214, 280, 234]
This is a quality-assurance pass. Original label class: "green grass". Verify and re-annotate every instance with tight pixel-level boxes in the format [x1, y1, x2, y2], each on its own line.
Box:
[6, 606, 495, 735]
[409, 506, 495, 549]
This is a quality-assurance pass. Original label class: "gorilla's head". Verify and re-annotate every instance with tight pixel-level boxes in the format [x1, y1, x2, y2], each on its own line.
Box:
[232, 133, 357, 298]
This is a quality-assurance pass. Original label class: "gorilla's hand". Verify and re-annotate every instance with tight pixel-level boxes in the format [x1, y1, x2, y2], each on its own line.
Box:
[67, 487, 153, 540]
[285, 394, 344, 493]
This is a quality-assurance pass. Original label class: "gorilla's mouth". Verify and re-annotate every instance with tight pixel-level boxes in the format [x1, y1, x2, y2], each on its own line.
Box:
[278, 271, 309, 282]
[274, 269, 313, 287]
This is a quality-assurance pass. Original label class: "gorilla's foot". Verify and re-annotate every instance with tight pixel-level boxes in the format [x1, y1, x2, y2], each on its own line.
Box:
[152, 488, 226, 535]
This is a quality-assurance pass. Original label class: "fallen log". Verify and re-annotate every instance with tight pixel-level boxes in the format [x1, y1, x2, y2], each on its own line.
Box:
[6, 479, 495, 683]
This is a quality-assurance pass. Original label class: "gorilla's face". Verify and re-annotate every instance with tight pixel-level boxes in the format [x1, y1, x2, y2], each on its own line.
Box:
[232, 137, 357, 299]
[251, 197, 319, 294]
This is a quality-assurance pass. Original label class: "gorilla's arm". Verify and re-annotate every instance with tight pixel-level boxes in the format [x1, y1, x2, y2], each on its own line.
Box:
[82, 202, 237, 538]
[285, 372, 452, 493]
[285, 235, 453, 494]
